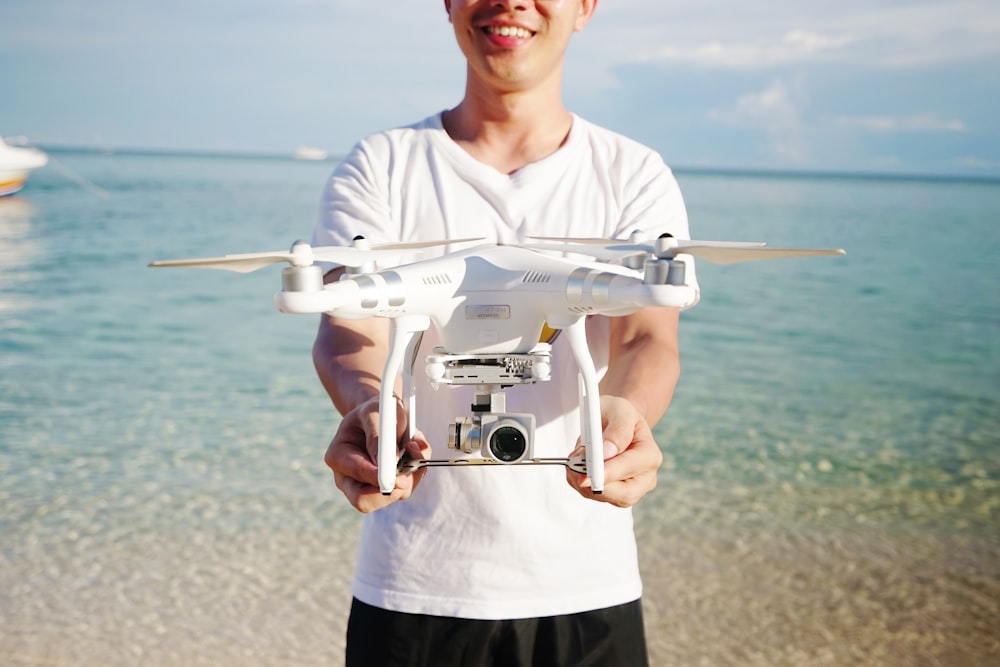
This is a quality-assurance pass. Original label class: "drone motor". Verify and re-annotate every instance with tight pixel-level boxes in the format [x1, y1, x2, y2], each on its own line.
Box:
[642, 257, 686, 286]
[281, 264, 325, 292]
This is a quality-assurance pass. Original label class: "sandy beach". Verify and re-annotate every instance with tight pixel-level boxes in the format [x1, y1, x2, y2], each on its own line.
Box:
[639, 525, 999, 666]
[2, 493, 998, 666]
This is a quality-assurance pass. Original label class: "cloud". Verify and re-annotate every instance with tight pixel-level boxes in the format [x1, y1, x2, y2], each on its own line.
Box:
[595, 1, 1000, 72]
[835, 114, 967, 133]
[709, 80, 808, 162]
[636, 29, 854, 69]
[3, 0, 997, 175]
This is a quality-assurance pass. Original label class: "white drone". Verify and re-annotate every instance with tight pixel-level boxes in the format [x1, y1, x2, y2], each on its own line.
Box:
[151, 232, 844, 495]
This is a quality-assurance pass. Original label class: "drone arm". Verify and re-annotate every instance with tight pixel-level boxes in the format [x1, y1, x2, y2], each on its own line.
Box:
[552, 317, 606, 495]
[555, 308, 681, 505]
[577, 308, 680, 506]
[378, 316, 431, 494]
[401, 330, 425, 442]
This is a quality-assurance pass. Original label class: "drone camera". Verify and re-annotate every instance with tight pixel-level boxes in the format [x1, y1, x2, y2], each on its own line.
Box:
[448, 413, 535, 464]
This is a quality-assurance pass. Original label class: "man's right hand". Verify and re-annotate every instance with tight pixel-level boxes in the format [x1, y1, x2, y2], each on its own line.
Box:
[324, 395, 431, 513]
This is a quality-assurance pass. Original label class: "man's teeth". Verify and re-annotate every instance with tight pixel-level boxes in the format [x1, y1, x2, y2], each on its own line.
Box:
[487, 25, 532, 39]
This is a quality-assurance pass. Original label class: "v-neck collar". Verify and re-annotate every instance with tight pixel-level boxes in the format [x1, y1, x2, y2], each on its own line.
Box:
[427, 112, 583, 189]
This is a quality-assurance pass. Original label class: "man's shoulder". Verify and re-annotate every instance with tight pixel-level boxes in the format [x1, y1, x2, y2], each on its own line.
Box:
[357, 113, 443, 149]
[571, 115, 668, 170]
[335, 113, 444, 176]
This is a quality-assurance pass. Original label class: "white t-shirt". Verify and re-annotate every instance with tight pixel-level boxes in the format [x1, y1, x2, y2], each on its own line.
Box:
[313, 112, 698, 620]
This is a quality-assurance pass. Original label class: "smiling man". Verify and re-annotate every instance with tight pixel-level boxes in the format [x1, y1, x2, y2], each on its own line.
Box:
[312, 1, 697, 665]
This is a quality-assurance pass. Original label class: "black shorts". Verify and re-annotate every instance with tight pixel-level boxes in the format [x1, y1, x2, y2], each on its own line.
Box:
[345, 597, 649, 667]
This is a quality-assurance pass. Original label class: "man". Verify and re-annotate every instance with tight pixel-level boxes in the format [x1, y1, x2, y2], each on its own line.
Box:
[312, 1, 698, 664]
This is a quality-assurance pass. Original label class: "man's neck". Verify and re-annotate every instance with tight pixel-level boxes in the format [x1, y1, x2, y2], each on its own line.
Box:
[442, 86, 574, 176]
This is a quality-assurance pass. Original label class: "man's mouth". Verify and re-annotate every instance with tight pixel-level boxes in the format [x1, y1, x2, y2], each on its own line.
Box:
[483, 25, 535, 39]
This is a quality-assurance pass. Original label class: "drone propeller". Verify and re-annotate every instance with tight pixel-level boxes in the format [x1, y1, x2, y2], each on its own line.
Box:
[524, 236, 845, 265]
[149, 237, 486, 273]
[687, 245, 847, 264]
[148, 248, 308, 273]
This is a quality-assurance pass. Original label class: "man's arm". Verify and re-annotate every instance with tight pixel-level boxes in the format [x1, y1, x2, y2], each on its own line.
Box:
[602, 307, 681, 425]
[314, 311, 394, 416]
[313, 269, 430, 513]
[566, 307, 680, 507]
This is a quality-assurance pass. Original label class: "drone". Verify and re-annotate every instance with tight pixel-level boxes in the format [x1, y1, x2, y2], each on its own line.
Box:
[150, 231, 844, 495]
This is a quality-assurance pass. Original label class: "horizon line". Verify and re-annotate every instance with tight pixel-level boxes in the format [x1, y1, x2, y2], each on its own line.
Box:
[31, 142, 1000, 186]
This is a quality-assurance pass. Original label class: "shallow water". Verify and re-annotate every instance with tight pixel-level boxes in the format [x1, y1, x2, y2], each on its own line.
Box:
[1, 154, 997, 665]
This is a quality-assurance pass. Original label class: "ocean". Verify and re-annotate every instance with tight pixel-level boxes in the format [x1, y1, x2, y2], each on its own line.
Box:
[1, 152, 997, 666]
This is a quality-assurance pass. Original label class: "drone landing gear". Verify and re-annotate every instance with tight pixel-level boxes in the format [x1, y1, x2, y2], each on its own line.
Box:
[397, 452, 588, 475]
[378, 318, 607, 494]
[396, 345, 587, 478]
[394, 317, 607, 494]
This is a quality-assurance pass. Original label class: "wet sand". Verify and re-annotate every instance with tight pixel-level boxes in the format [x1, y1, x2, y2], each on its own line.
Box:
[2, 511, 997, 666]
[638, 526, 1000, 666]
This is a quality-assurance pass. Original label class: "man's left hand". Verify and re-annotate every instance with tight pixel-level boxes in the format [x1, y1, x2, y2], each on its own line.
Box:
[565, 395, 664, 507]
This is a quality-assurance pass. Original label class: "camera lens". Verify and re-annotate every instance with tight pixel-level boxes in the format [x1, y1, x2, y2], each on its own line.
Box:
[489, 425, 527, 463]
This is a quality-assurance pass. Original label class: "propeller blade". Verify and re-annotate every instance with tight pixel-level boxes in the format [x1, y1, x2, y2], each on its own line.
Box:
[148, 251, 294, 273]
[310, 237, 486, 267]
[521, 240, 644, 260]
[149, 237, 486, 273]
[523, 238, 765, 261]
[373, 237, 486, 251]
[527, 236, 625, 244]
[686, 246, 846, 265]
[525, 236, 844, 265]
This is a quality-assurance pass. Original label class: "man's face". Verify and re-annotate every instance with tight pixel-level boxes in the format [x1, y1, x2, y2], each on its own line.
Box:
[445, 0, 596, 94]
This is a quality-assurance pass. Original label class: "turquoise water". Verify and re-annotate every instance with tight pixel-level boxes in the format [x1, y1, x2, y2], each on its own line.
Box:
[1, 153, 997, 665]
[663, 174, 999, 531]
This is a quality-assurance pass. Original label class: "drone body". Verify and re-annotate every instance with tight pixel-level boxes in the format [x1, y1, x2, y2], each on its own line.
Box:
[275, 243, 698, 354]
[273, 242, 698, 495]
[151, 233, 844, 497]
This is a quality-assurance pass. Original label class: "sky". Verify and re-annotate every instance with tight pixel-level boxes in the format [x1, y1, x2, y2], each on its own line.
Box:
[2, 0, 999, 177]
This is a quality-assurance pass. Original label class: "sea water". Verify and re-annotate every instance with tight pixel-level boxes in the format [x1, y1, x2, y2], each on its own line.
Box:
[1, 153, 997, 666]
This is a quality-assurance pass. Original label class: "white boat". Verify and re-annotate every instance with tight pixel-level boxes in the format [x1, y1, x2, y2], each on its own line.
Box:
[293, 146, 328, 161]
[0, 137, 48, 196]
